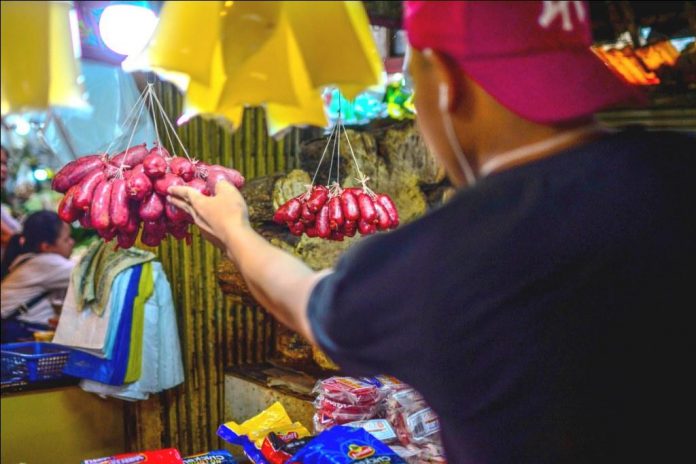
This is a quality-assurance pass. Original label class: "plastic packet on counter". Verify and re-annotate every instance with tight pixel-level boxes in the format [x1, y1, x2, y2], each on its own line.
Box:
[385, 387, 441, 445]
[345, 419, 398, 444]
[261, 432, 314, 464]
[82, 448, 183, 463]
[182, 449, 237, 463]
[217, 402, 309, 464]
[313, 377, 384, 405]
[287, 426, 406, 463]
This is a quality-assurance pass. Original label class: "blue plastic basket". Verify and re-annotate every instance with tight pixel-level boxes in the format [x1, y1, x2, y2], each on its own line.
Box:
[1, 342, 71, 383]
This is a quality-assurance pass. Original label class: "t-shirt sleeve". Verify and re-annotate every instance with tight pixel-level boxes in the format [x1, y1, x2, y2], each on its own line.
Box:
[307, 232, 429, 378]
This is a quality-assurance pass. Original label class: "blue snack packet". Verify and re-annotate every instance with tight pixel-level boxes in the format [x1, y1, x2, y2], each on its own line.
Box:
[217, 425, 269, 464]
[287, 426, 406, 463]
[183, 449, 237, 463]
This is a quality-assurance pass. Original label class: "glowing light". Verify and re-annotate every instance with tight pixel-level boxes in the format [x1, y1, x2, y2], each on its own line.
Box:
[99, 4, 158, 56]
[15, 118, 31, 136]
[34, 169, 48, 181]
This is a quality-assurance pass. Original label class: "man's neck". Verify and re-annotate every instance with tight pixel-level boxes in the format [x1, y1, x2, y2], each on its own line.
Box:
[474, 118, 600, 177]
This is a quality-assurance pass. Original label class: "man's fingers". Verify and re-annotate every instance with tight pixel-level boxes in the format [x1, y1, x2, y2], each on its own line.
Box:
[167, 196, 192, 214]
[214, 179, 239, 196]
[168, 185, 203, 202]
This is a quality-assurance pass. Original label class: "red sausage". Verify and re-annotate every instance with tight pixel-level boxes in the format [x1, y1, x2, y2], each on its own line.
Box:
[140, 230, 163, 248]
[206, 166, 245, 192]
[305, 225, 318, 238]
[307, 185, 329, 213]
[116, 230, 138, 249]
[316, 204, 330, 239]
[90, 179, 113, 230]
[78, 210, 92, 229]
[340, 190, 360, 221]
[328, 196, 344, 230]
[300, 203, 315, 224]
[143, 153, 168, 179]
[169, 157, 196, 182]
[143, 219, 166, 238]
[329, 230, 345, 241]
[205, 169, 230, 194]
[288, 221, 305, 237]
[127, 172, 153, 201]
[273, 202, 291, 224]
[52, 155, 105, 193]
[166, 220, 190, 240]
[186, 178, 209, 196]
[57, 185, 81, 223]
[344, 220, 357, 237]
[358, 218, 376, 235]
[109, 178, 130, 228]
[109, 143, 148, 167]
[154, 173, 185, 196]
[285, 198, 302, 222]
[97, 226, 117, 242]
[121, 206, 140, 234]
[376, 194, 399, 228]
[149, 145, 171, 159]
[207, 165, 245, 189]
[165, 201, 190, 223]
[357, 193, 377, 223]
[373, 202, 391, 231]
[139, 192, 164, 221]
[73, 170, 106, 210]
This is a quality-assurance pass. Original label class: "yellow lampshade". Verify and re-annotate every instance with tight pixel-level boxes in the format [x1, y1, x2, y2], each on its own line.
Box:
[1, 1, 88, 115]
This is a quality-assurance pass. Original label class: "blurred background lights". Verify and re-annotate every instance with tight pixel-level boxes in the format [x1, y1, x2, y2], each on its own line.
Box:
[33, 168, 48, 182]
[99, 4, 158, 56]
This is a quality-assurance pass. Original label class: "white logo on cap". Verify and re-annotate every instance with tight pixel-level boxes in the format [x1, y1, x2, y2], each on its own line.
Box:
[538, 1, 586, 31]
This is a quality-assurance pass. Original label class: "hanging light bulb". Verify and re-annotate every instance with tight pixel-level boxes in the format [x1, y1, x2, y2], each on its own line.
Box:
[99, 4, 158, 56]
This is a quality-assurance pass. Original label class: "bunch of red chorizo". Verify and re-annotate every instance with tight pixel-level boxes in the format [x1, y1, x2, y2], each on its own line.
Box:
[53, 143, 244, 248]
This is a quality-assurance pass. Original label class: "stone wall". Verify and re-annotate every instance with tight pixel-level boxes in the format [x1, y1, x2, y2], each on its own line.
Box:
[216, 120, 452, 371]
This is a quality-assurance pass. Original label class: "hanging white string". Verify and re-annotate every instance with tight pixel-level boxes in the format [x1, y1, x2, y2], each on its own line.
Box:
[101, 86, 148, 160]
[327, 118, 339, 188]
[148, 86, 192, 161]
[145, 84, 164, 156]
[119, 91, 148, 172]
[309, 119, 339, 188]
[340, 115, 373, 195]
[148, 84, 177, 159]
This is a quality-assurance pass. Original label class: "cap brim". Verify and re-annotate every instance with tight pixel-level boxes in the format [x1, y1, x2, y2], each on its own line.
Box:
[460, 47, 648, 124]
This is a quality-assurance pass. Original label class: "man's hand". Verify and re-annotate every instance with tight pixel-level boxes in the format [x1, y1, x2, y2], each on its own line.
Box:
[168, 181, 247, 251]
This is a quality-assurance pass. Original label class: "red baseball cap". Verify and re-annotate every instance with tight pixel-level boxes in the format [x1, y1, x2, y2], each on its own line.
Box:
[404, 1, 647, 123]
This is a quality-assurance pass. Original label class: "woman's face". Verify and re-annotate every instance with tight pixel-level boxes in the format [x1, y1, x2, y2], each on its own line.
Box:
[42, 223, 75, 258]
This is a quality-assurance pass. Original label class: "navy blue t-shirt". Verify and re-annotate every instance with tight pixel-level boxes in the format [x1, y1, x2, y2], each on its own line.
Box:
[308, 129, 695, 463]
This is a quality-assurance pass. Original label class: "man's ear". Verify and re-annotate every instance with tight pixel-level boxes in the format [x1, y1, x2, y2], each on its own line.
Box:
[422, 49, 463, 113]
[38, 242, 50, 253]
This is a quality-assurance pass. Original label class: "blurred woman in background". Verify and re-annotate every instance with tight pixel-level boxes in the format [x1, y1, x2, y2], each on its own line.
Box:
[1, 210, 75, 342]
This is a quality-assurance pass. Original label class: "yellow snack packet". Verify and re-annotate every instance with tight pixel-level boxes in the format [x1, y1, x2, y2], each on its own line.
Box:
[251, 421, 310, 448]
[224, 402, 292, 439]
[219, 402, 311, 450]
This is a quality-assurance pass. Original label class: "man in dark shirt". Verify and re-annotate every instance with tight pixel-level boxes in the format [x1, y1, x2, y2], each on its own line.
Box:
[170, 1, 695, 462]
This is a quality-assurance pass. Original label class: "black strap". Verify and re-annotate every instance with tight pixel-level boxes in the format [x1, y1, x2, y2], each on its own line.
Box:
[3, 290, 52, 320]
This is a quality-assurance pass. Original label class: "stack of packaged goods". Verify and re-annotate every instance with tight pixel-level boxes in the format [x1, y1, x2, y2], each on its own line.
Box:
[82, 448, 236, 463]
[312, 375, 447, 463]
[313, 377, 385, 432]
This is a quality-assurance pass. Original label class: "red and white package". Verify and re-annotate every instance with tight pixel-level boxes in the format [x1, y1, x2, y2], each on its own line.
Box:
[314, 376, 384, 405]
[385, 387, 441, 446]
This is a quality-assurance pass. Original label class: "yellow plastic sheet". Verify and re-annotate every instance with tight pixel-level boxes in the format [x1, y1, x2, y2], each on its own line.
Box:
[124, 261, 154, 383]
[127, 0, 383, 135]
[1, 1, 88, 115]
